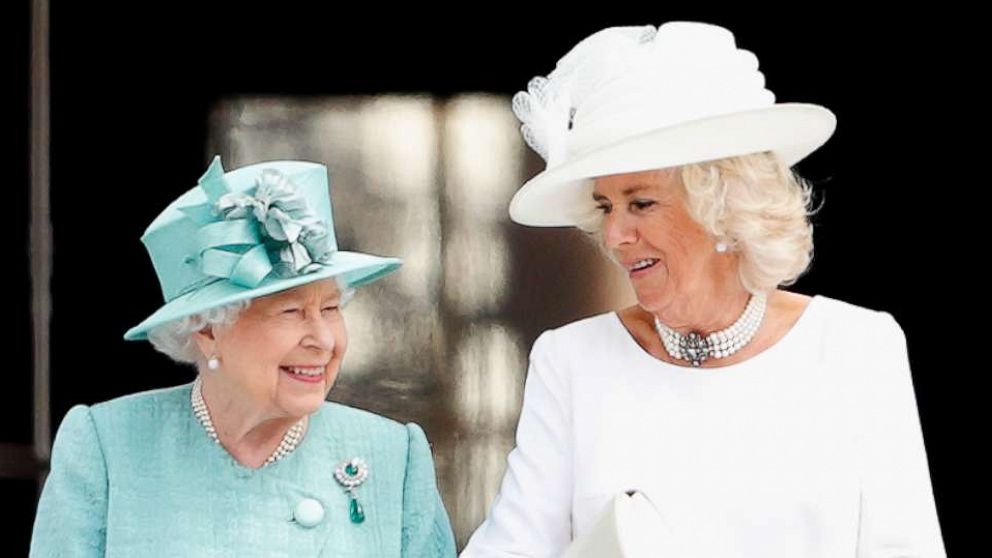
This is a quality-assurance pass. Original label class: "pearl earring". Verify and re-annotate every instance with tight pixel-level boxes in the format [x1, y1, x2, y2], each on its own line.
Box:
[207, 356, 220, 370]
[715, 239, 729, 253]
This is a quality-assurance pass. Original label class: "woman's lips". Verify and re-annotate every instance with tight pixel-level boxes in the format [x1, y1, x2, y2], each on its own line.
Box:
[280, 366, 325, 384]
[628, 258, 660, 278]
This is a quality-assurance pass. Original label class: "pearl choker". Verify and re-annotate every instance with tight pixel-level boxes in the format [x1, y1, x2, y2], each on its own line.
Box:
[190, 376, 306, 467]
[652, 292, 768, 367]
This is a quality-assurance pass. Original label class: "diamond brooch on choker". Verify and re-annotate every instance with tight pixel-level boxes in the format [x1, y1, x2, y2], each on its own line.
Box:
[652, 293, 767, 367]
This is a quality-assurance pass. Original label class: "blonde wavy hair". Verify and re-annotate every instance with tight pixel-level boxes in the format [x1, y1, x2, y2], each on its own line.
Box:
[576, 151, 821, 294]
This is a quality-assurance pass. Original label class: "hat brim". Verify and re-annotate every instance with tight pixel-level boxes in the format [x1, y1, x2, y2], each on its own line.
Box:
[123, 250, 401, 341]
[508, 103, 836, 227]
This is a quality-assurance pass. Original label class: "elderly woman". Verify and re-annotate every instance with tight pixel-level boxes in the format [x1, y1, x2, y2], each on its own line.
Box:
[461, 22, 946, 557]
[30, 157, 456, 556]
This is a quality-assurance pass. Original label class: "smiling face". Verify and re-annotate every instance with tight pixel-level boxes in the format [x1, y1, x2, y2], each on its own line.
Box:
[195, 278, 347, 420]
[592, 168, 738, 312]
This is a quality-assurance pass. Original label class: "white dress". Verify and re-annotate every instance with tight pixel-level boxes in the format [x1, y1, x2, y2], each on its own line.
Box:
[461, 294, 946, 557]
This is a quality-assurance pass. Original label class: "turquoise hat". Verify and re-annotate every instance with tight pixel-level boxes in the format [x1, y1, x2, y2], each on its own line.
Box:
[124, 156, 402, 341]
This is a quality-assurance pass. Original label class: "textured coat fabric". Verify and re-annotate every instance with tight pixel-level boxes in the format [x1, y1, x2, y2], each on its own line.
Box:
[30, 382, 456, 557]
[462, 295, 947, 557]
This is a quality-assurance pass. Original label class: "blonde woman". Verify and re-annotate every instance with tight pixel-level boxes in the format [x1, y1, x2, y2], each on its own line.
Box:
[462, 22, 945, 557]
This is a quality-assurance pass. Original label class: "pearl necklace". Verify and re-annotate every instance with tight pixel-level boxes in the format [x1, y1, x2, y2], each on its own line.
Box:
[652, 292, 768, 367]
[190, 376, 306, 467]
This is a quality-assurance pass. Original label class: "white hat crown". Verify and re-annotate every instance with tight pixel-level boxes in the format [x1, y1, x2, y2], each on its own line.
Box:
[512, 22, 776, 168]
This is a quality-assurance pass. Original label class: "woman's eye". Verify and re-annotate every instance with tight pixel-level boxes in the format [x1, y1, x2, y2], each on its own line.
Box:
[322, 306, 339, 313]
[282, 308, 302, 315]
[595, 204, 611, 214]
[631, 200, 656, 211]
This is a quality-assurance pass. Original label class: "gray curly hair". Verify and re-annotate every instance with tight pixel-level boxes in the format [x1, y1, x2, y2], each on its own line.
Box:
[147, 276, 355, 365]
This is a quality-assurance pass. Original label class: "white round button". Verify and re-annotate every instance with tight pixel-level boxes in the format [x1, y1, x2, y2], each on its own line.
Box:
[294, 498, 325, 528]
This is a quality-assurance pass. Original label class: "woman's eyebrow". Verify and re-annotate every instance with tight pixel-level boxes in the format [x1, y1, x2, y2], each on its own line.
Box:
[592, 184, 653, 201]
[622, 184, 653, 196]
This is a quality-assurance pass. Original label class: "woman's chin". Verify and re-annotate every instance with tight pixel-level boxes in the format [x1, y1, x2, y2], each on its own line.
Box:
[276, 374, 337, 416]
[627, 267, 668, 304]
[631, 285, 669, 313]
[278, 394, 326, 419]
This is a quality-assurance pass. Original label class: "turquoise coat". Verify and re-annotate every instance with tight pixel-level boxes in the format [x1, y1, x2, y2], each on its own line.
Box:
[30, 383, 456, 557]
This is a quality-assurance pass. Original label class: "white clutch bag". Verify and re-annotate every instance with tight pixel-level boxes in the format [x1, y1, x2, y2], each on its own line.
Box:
[561, 490, 674, 558]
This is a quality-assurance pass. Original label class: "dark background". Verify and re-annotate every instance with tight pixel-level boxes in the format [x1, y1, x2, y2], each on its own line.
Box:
[5, 4, 971, 555]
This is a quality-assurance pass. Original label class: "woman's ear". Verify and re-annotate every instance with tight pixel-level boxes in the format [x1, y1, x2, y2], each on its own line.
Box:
[192, 325, 217, 362]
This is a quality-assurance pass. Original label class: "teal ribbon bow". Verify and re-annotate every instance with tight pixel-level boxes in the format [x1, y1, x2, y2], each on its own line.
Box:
[178, 158, 334, 292]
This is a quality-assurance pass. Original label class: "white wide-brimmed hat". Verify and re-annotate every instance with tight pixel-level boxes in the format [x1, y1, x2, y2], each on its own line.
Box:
[508, 21, 837, 227]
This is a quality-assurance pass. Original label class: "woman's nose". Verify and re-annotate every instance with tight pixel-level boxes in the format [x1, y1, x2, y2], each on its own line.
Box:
[602, 210, 636, 248]
[302, 314, 336, 353]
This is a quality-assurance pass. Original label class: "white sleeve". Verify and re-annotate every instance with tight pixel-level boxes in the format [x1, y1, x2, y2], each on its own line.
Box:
[461, 330, 573, 558]
[855, 311, 947, 558]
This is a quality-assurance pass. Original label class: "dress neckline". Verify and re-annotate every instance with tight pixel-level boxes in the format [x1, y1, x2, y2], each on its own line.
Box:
[609, 294, 823, 377]
[184, 381, 323, 476]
